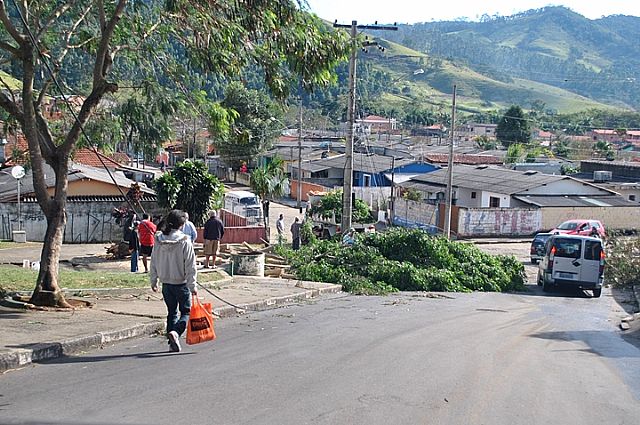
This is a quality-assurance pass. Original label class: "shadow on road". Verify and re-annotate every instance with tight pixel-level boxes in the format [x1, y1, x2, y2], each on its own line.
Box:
[530, 330, 640, 358]
[610, 285, 639, 315]
[41, 350, 196, 365]
[515, 283, 595, 299]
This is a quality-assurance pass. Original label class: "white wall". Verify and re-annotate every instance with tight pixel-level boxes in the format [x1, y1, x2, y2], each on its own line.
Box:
[457, 208, 541, 237]
[480, 191, 511, 208]
[456, 187, 484, 208]
[0, 200, 163, 242]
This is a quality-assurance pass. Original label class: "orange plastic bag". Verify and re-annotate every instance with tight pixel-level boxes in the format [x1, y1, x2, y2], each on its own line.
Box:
[186, 295, 216, 345]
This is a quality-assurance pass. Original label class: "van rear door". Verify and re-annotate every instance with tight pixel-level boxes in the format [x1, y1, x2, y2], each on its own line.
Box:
[581, 239, 603, 284]
[551, 237, 582, 281]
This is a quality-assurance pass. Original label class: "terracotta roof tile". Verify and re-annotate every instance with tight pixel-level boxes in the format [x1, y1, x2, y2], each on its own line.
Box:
[423, 153, 503, 165]
[72, 148, 125, 168]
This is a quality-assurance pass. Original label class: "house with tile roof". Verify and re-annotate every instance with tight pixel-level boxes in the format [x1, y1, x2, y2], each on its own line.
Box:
[0, 163, 159, 242]
[397, 165, 638, 235]
[290, 152, 437, 189]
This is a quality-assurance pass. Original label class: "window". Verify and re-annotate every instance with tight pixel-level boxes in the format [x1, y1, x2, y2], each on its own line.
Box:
[630, 195, 636, 202]
[363, 174, 371, 187]
[553, 238, 582, 259]
[489, 196, 500, 207]
[584, 240, 602, 261]
[471, 191, 477, 199]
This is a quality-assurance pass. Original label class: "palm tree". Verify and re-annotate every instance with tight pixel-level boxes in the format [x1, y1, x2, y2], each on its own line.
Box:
[250, 156, 289, 228]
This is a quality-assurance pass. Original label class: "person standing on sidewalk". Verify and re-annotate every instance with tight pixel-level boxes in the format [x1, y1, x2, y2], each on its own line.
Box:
[276, 213, 285, 244]
[138, 213, 157, 273]
[203, 210, 225, 268]
[128, 221, 140, 272]
[182, 212, 197, 244]
[150, 210, 197, 353]
[290, 217, 302, 250]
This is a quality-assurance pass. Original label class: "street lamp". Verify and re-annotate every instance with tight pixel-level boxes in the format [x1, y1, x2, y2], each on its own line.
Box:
[11, 165, 25, 232]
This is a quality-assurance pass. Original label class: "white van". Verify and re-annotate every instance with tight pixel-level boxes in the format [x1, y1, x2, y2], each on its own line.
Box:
[537, 234, 605, 297]
[224, 190, 263, 221]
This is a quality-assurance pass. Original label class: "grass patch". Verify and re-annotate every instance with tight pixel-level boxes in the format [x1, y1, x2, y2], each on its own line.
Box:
[0, 265, 150, 292]
[0, 264, 224, 292]
[0, 241, 40, 250]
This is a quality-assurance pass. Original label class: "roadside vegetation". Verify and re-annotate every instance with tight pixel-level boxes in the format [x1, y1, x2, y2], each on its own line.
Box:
[605, 234, 640, 289]
[278, 228, 526, 295]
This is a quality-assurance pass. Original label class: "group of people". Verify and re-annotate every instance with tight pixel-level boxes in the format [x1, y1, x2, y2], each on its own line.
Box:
[130, 208, 225, 353]
[128, 210, 225, 273]
[276, 213, 303, 250]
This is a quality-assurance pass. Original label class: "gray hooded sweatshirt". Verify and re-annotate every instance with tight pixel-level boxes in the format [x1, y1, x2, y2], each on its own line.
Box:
[149, 230, 197, 292]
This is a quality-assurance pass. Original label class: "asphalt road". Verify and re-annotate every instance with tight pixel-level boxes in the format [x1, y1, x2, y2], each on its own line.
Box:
[2, 284, 639, 425]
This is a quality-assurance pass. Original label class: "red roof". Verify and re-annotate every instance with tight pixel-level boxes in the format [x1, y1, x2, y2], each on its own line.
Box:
[72, 148, 128, 168]
[592, 129, 617, 135]
[423, 153, 503, 165]
[2, 134, 29, 166]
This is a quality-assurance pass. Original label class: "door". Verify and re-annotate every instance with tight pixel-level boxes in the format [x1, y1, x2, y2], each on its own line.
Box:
[581, 239, 603, 284]
[551, 237, 582, 281]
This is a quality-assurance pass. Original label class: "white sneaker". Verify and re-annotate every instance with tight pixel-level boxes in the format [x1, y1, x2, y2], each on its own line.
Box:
[168, 330, 181, 352]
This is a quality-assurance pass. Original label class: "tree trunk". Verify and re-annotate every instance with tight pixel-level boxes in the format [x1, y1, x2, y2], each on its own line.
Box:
[29, 205, 72, 308]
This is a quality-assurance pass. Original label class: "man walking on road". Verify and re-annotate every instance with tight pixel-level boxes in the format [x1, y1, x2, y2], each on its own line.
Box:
[138, 213, 157, 273]
[276, 213, 285, 244]
[150, 210, 197, 353]
[203, 210, 224, 268]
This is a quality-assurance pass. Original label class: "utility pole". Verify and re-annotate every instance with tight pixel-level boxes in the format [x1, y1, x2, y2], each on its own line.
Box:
[389, 156, 396, 226]
[193, 116, 197, 161]
[334, 20, 397, 233]
[297, 97, 303, 213]
[443, 85, 457, 239]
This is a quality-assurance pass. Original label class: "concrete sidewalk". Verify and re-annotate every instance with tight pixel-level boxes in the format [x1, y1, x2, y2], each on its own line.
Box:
[0, 276, 341, 373]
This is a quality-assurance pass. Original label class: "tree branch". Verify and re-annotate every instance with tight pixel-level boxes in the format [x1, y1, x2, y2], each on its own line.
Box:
[0, 40, 20, 56]
[36, 0, 82, 40]
[20, 47, 53, 214]
[34, 109, 56, 161]
[0, 89, 24, 124]
[113, 21, 160, 55]
[94, 0, 127, 87]
[61, 80, 118, 155]
[0, 0, 26, 46]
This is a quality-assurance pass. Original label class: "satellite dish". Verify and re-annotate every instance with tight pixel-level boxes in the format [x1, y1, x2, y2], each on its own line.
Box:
[11, 165, 25, 179]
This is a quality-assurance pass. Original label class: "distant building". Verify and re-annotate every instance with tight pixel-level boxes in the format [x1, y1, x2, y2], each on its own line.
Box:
[457, 123, 497, 141]
[355, 115, 397, 134]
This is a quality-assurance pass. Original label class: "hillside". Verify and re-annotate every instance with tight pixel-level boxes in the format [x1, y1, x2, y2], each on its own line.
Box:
[357, 36, 613, 115]
[380, 6, 640, 112]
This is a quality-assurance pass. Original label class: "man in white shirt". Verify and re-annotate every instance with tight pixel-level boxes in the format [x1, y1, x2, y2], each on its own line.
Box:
[276, 213, 285, 244]
[182, 212, 198, 244]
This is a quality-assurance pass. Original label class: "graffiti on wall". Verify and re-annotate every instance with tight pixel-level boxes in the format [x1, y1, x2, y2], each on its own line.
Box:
[459, 208, 541, 236]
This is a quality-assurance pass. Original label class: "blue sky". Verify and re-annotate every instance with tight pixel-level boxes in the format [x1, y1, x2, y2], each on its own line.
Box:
[304, 0, 640, 24]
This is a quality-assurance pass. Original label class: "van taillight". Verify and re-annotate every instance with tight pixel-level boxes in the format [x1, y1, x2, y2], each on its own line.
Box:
[548, 246, 556, 272]
[599, 250, 605, 276]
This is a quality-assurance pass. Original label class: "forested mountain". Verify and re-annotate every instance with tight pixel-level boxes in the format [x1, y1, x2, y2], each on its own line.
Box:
[379, 6, 640, 111]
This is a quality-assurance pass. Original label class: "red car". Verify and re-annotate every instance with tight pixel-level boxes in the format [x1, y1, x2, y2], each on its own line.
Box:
[551, 219, 605, 238]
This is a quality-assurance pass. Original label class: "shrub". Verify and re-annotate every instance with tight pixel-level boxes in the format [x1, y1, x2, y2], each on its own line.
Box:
[281, 228, 527, 294]
[605, 234, 640, 288]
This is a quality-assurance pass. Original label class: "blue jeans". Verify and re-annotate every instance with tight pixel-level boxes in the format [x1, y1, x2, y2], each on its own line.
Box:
[130, 250, 139, 272]
[162, 284, 192, 337]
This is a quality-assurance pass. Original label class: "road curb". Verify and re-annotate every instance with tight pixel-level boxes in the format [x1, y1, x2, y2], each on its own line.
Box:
[1, 283, 342, 373]
[0, 322, 164, 373]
